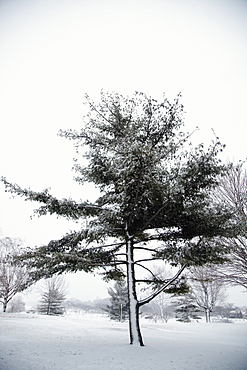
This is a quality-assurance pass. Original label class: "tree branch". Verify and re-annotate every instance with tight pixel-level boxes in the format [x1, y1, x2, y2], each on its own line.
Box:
[138, 264, 187, 307]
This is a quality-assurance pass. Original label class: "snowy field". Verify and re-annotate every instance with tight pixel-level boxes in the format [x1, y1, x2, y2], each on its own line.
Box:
[0, 313, 246, 370]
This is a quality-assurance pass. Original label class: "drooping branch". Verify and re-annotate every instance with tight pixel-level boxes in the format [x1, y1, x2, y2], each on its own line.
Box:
[1, 177, 109, 219]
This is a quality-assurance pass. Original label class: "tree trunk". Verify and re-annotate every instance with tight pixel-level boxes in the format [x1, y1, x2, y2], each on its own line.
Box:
[208, 309, 211, 323]
[126, 235, 144, 346]
[205, 308, 211, 323]
[3, 297, 8, 312]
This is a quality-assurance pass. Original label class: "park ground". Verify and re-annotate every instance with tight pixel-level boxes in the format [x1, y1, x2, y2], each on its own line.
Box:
[0, 313, 247, 370]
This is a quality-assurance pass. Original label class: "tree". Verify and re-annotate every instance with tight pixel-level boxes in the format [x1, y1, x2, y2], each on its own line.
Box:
[173, 294, 202, 322]
[0, 237, 30, 312]
[106, 281, 129, 322]
[1, 91, 236, 345]
[212, 162, 247, 288]
[146, 294, 174, 323]
[142, 265, 186, 322]
[7, 295, 25, 313]
[213, 303, 243, 320]
[189, 265, 226, 322]
[37, 275, 67, 315]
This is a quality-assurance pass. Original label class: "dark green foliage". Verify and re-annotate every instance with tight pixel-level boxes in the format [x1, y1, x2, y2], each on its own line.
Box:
[1, 91, 234, 279]
[143, 269, 190, 295]
[105, 281, 129, 321]
[163, 276, 190, 295]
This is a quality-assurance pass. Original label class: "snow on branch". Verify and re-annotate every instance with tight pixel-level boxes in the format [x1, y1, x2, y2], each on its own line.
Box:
[138, 265, 187, 307]
[1, 177, 114, 220]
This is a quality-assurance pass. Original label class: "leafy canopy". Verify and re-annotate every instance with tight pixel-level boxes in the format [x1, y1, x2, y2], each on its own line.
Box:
[2, 91, 234, 281]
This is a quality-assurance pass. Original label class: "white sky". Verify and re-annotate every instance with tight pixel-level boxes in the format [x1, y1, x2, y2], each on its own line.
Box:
[0, 0, 247, 304]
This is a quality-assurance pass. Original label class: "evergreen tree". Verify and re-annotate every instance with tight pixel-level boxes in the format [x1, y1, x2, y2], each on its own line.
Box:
[106, 281, 129, 322]
[1, 91, 237, 345]
[173, 294, 202, 322]
[37, 276, 67, 315]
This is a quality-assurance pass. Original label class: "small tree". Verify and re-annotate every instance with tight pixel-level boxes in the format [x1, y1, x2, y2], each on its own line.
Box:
[146, 294, 174, 323]
[189, 265, 226, 322]
[37, 276, 67, 315]
[173, 294, 202, 322]
[106, 281, 129, 322]
[1, 92, 237, 345]
[0, 237, 30, 312]
[7, 295, 25, 313]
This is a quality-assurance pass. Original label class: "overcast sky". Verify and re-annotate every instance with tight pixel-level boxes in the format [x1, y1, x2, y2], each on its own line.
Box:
[0, 0, 247, 303]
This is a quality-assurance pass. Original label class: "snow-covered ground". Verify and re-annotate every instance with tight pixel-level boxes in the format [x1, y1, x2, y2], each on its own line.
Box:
[0, 313, 246, 370]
